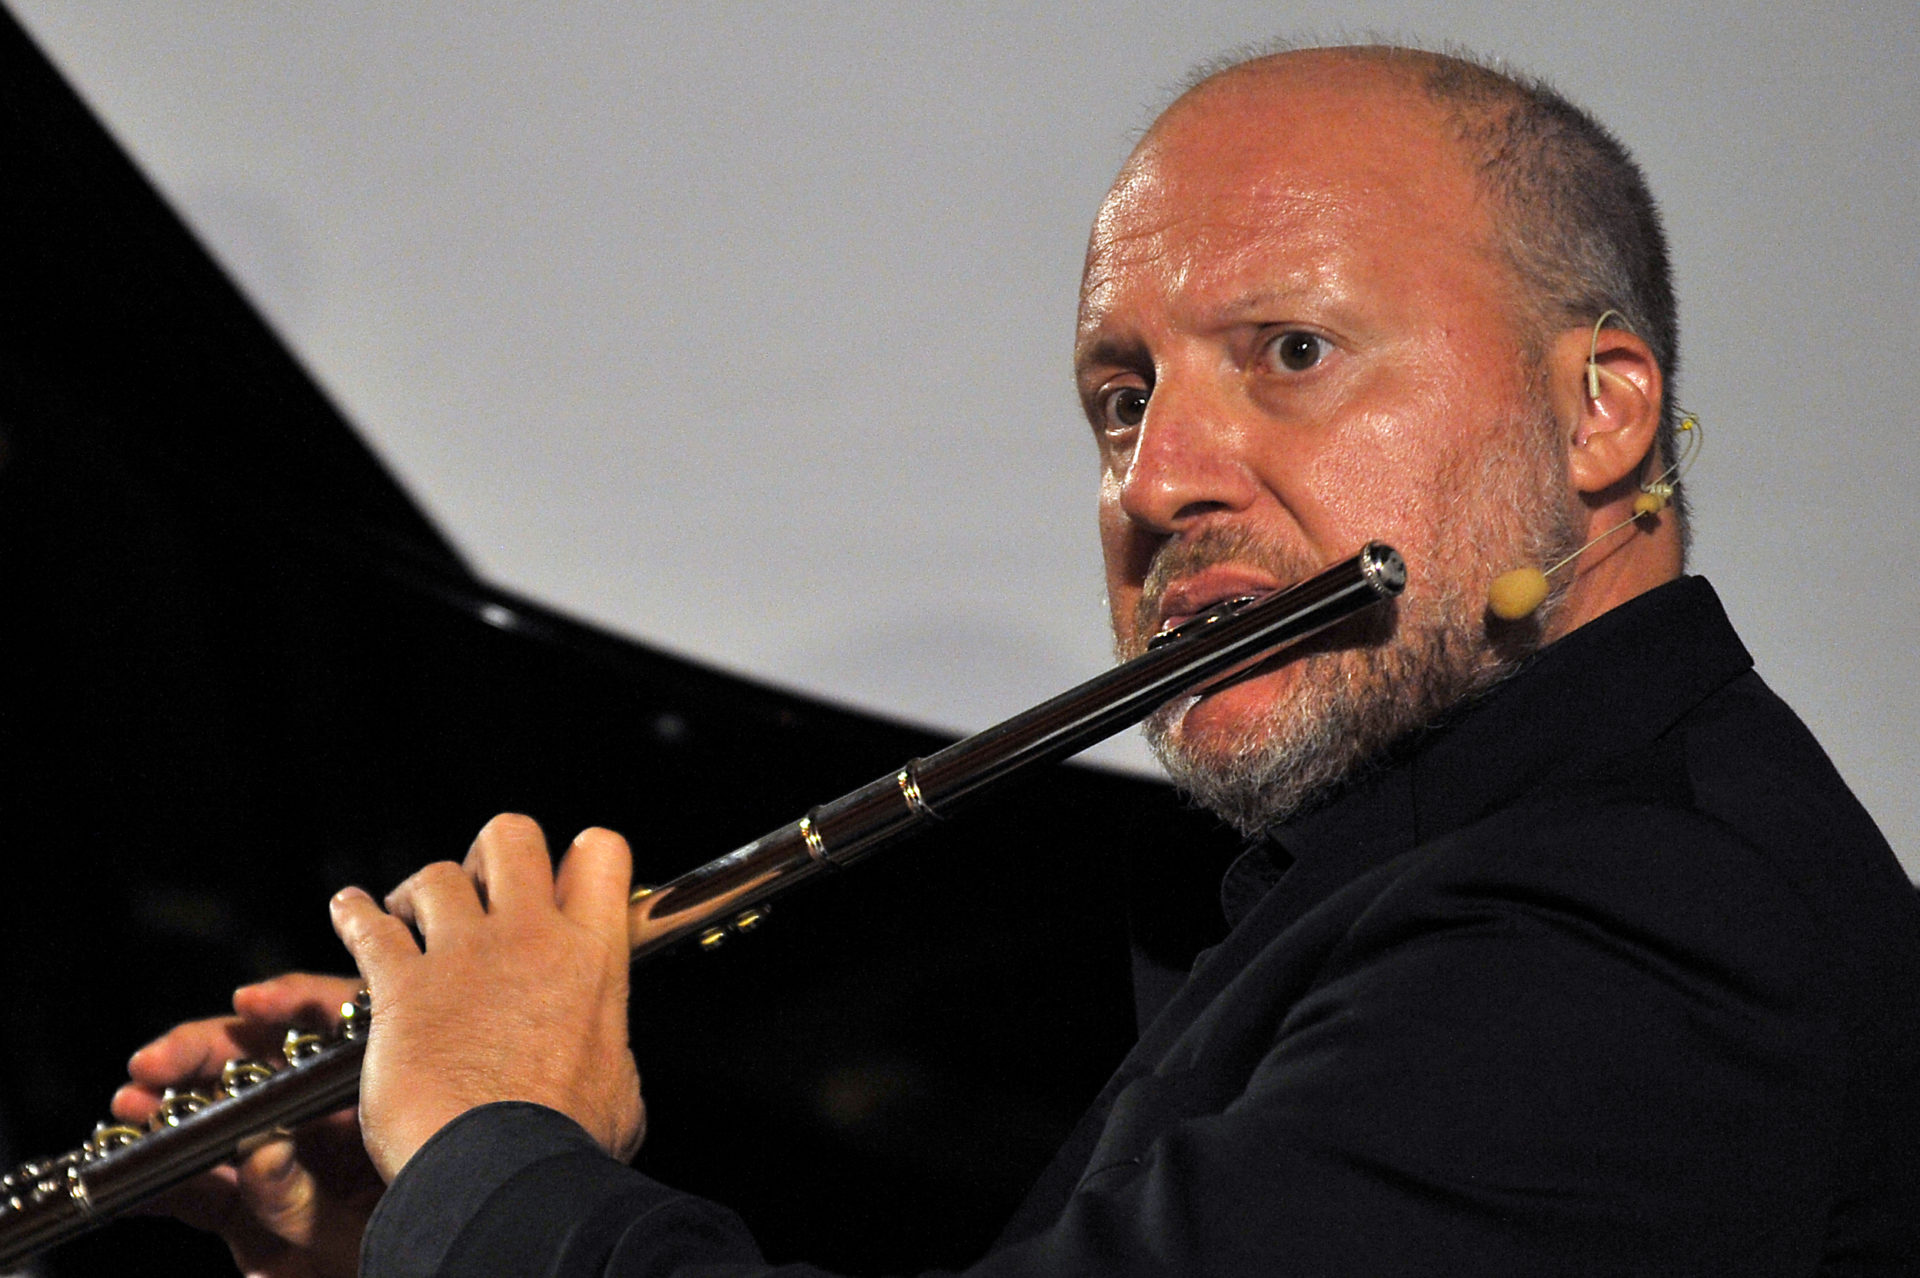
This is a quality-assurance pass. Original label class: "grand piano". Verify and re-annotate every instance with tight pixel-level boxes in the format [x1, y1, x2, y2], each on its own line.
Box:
[0, 11, 1240, 1274]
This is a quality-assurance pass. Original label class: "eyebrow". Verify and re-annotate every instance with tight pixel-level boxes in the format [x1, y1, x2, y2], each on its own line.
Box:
[1197, 285, 1321, 325]
[1072, 333, 1148, 380]
[1074, 282, 1328, 376]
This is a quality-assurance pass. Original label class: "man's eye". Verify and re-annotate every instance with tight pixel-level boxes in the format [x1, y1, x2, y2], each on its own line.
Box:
[1263, 330, 1330, 372]
[1099, 386, 1150, 431]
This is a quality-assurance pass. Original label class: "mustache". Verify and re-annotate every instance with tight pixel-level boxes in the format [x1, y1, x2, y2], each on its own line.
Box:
[1134, 526, 1326, 642]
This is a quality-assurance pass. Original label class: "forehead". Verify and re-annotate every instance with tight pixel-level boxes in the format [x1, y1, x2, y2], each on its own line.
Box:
[1078, 66, 1503, 341]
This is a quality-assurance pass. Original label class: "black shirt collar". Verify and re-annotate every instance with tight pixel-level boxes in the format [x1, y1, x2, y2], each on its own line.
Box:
[1221, 576, 1752, 929]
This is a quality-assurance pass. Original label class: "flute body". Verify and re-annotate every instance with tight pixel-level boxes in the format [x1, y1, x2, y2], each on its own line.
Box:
[0, 543, 1405, 1267]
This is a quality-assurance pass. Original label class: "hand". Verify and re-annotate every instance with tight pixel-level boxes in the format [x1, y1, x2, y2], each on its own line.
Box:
[329, 814, 644, 1181]
[113, 972, 382, 1278]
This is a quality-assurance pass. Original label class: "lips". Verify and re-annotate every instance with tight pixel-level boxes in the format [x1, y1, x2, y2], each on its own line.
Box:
[1151, 567, 1287, 639]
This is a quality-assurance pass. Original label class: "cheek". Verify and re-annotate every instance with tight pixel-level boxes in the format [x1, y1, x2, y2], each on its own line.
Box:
[1097, 481, 1153, 578]
[1097, 488, 1147, 634]
[1296, 412, 1441, 547]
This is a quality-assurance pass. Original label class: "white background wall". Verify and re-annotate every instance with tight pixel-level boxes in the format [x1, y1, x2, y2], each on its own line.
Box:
[13, 4, 1917, 872]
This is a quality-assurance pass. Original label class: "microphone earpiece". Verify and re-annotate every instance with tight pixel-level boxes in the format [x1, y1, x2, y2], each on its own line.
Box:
[1586, 308, 1625, 403]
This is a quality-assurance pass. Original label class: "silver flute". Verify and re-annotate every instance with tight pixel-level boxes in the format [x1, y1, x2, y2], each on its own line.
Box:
[0, 542, 1405, 1267]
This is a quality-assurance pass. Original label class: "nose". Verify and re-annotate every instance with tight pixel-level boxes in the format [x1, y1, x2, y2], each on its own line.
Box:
[1114, 376, 1260, 536]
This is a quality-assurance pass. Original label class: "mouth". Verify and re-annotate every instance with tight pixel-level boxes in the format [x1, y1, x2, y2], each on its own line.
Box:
[1148, 568, 1289, 643]
[1147, 592, 1266, 650]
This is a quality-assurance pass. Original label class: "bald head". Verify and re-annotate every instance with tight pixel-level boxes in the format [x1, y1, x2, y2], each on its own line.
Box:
[1092, 49, 1518, 348]
[1150, 46, 1462, 139]
[1094, 65, 1513, 406]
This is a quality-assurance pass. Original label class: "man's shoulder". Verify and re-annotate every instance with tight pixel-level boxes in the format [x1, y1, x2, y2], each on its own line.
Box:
[1680, 666, 1901, 872]
[1385, 639, 1907, 964]
[1360, 769, 1827, 976]
[1207, 763, 1828, 1055]
[1312, 720, 1920, 1040]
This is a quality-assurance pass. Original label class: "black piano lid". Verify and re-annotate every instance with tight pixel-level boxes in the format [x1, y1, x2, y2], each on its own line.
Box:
[0, 10, 1239, 1276]
[0, 4, 465, 577]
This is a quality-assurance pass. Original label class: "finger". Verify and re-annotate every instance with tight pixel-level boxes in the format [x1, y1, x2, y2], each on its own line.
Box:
[330, 886, 423, 987]
[382, 861, 485, 936]
[462, 812, 557, 916]
[124, 1015, 248, 1092]
[232, 1136, 321, 1244]
[222, 1140, 344, 1276]
[231, 1129, 379, 1277]
[120, 974, 367, 1111]
[112, 1081, 178, 1126]
[554, 827, 634, 939]
[113, 1074, 239, 1126]
[232, 972, 365, 1028]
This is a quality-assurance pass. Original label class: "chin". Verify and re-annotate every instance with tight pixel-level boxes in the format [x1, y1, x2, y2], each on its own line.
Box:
[1163, 665, 1304, 754]
[1142, 625, 1445, 836]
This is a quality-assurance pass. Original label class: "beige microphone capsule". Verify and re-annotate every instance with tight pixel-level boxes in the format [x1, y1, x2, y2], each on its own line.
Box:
[1488, 567, 1551, 621]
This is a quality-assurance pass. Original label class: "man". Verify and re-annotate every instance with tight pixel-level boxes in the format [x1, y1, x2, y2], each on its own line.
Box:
[120, 44, 1920, 1275]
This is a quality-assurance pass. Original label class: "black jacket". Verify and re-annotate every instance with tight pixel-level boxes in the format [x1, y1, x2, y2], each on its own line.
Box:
[364, 578, 1920, 1275]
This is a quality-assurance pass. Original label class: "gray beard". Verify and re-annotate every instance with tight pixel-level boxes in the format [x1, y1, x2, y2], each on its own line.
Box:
[1144, 590, 1509, 835]
[1135, 408, 1580, 836]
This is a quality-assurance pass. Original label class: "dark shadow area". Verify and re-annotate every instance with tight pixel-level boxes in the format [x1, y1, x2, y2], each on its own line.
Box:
[0, 11, 1240, 1273]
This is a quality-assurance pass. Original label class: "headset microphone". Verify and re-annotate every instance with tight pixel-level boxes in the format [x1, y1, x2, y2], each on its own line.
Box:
[1489, 309, 1700, 622]
[1487, 415, 1697, 621]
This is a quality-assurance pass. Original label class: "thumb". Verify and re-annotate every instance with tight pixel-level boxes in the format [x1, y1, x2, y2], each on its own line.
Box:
[234, 1135, 315, 1237]
[230, 1135, 369, 1277]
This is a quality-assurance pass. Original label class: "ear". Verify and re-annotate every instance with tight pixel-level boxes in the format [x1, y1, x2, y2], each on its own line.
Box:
[1547, 323, 1664, 496]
